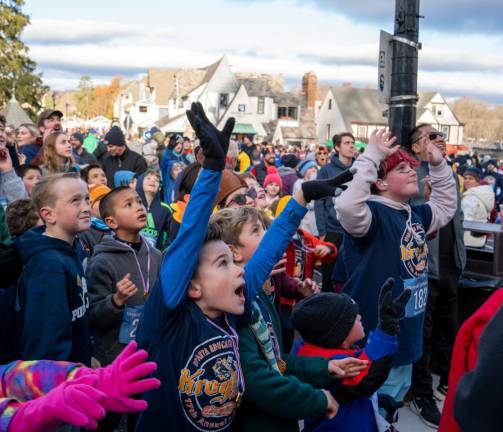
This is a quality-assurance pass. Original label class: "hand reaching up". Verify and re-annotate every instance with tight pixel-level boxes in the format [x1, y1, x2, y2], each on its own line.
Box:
[427, 141, 444, 166]
[368, 129, 398, 158]
[377, 278, 412, 335]
[186, 102, 235, 171]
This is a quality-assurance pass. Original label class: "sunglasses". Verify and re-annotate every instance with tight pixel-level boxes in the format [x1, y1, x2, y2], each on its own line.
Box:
[229, 187, 258, 206]
[413, 131, 444, 144]
[317, 151, 328, 156]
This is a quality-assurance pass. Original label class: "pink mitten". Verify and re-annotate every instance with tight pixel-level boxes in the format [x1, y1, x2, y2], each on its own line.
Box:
[9, 374, 106, 432]
[77, 341, 160, 413]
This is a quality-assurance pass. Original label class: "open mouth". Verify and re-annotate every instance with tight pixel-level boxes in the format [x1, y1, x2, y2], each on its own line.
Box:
[234, 284, 245, 299]
[138, 214, 147, 221]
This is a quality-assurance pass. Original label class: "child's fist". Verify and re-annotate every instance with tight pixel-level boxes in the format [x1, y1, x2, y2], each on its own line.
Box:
[322, 389, 339, 419]
[113, 273, 138, 307]
[297, 278, 320, 297]
[314, 244, 331, 258]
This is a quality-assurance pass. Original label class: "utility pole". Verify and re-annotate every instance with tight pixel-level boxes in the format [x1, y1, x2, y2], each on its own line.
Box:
[388, 0, 422, 147]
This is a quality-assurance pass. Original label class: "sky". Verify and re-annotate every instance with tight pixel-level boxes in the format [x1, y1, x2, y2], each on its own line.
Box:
[22, 0, 503, 104]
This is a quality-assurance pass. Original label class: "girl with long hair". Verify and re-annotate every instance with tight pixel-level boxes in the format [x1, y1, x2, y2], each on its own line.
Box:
[40, 132, 77, 175]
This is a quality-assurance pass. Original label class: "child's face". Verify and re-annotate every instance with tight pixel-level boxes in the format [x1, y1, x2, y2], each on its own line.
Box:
[55, 134, 72, 158]
[105, 189, 147, 231]
[190, 240, 245, 317]
[265, 182, 280, 197]
[143, 173, 160, 194]
[41, 178, 91, 235]
[233, 219, 266, 264]
[129, 177, 137, 189]
[382, 161, 418, 200]
[87, 167, 107, 186]
[344, 314, 365, 347]
[22, 168, 41, 196]
[224, 187, 254, 208]
[463, 174, 480, 191]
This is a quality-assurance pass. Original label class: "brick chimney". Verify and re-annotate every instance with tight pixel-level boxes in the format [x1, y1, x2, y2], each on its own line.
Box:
[301, 71, 317, 110]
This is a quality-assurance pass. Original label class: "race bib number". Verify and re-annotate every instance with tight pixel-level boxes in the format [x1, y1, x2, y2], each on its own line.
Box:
[403, 275, 428, 318]
[119, 304, 144, 344]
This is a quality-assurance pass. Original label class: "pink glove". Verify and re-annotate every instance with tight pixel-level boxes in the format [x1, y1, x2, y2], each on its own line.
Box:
[77, 341, 160, 413]
[9, 374, 106, 432]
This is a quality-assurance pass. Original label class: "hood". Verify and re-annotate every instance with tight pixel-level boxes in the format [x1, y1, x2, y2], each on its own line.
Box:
[93, 234, 140, 256]
[136, 171, 162, 208]
[368, 194, 411, 212]
[329, 153, 353, 171]
[114, 170, 136, 188]
[163, 160, 178, 203]
[464, 185, 495, 211]
[136, 171, 170, 229]
[277, 166, 297, 176]
[91, 217, 111, 232]
[15, 226, 77, 263]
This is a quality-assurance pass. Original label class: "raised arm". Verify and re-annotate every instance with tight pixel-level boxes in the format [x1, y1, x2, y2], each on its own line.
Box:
[336, 130, 396, 237]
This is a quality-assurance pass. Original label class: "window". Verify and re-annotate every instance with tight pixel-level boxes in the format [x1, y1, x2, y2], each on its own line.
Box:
[357, 125, 367, 139]
[326, 124, 331, 140]
[278, 106, 298, 119]
[288, 107, 297, 118]
[158, 107, 169, 118]
[257, 97, 265, 114]
[328, 99, 332, 110]
[139, 105, 148, 113]
[219, 94, 229, 108]
[441, 125, 450, 141]
[278, 107, 288, 118]
[238, 104, 246, 113]
[432, 104, 443, 117]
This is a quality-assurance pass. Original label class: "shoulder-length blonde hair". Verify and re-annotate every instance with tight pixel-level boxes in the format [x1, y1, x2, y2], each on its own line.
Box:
[41, 132, 76, 175]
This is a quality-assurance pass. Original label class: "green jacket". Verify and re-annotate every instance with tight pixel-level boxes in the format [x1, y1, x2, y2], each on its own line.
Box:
[234, 291, 334, 432]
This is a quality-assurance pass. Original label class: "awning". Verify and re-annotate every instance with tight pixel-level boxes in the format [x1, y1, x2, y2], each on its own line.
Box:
[233, 123, 256, 134]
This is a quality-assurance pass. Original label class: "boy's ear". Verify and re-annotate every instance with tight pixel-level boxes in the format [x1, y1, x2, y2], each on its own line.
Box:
[411, 142, 421, 156]
[39, 206, 55, 225]
[188, 281, 203, 300]
[104, 215, 118, 230]
[228, 244, 243, 264]
[375, 178, 388, 192]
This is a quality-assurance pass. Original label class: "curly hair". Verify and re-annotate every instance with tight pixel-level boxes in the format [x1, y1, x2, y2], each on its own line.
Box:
[6, 199, 41, 238]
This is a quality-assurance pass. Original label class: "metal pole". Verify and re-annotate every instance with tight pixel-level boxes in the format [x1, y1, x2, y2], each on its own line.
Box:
[389, 0, 421, 147]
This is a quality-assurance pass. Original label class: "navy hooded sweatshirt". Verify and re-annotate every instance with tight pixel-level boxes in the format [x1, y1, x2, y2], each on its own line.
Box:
[136, 171, 173, 251]
[15, 226, 92, 365]
[161, 159, 179, 204]
[135, 168, 307, 432]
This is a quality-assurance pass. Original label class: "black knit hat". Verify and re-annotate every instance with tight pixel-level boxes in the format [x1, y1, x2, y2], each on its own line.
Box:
[104, 126, 126, 147]
[292, 293, 359, 348]
[281, 153, 300, 169]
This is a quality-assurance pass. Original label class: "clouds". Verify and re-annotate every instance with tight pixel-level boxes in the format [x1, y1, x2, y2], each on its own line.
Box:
[22, 0, 503, 103]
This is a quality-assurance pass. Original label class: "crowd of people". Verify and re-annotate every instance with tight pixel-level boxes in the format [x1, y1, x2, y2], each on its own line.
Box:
[0, 103, 502, 432]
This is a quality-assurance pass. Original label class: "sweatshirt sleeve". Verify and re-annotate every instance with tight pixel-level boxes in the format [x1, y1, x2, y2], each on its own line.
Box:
[157, 169, 222, 309]
[21, 265, 73, 361]
[335, 145, 387, 237]
[0, 170, 27, 204]
[238, 327, 328, 420]
[86, 257, 124, 331]
[244, 199, 307, 302]
[313, 167, 329, 237]
[426, 161, 457, 234]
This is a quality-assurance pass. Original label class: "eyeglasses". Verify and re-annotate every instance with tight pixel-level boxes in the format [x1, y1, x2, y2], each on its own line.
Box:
[229, 188, 257, 206]
[413, 131, 444, 144]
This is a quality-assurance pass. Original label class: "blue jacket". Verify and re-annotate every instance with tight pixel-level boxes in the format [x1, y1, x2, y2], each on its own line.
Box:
[136, 168, 308, 431]
[314, 155, 353, 236]
[136, 172, 172, 250]
[15, 226, 91, 365]
[161, 148, 189, 172]
[161, 159, 178, 204]
[20, 144, 40, 165]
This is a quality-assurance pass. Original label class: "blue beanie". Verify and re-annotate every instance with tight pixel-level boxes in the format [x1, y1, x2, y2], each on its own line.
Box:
[464, 166, 482, 181]
[298, 159, 317, 177]
[114, 170, 137, 187]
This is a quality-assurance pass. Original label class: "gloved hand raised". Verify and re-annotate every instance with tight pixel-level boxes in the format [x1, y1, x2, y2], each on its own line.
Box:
[377, 278, 412, 335]
[301, 167, 356, 203]
[186, 102, 235, 171]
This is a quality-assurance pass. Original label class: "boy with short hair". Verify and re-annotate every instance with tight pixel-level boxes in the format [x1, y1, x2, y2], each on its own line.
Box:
[15, 173, 92, 364]
[334, 129, 456, 404]
[14, 165, 42, 196]
[81, 163, 107, 187]
[86, 186, 161, 366]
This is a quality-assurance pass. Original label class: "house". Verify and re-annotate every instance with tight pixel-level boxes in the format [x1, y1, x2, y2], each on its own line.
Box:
[1, 94, 32, 128]
[317, 86, 464, 145]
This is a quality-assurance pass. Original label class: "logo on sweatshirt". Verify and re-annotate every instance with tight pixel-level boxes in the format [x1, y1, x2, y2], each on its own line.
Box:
[400, 222, 428, 278]
[179, 336, 240, 431]
[71, 275, 89, 321]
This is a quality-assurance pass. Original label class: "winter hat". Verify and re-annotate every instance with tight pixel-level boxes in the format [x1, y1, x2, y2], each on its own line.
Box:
[292, 292, 359, 348]
[104, 126, 126, 147]
[281, 153, 300, 169]
[215, 169, 248, 207]
[264, 166, 283, 188]
[464, 166, 482, 181]
[71, 132, 84, 144]
[89, 184, 111, 208]
[297, 159, 317, 177]
[114, 170, 137, 188]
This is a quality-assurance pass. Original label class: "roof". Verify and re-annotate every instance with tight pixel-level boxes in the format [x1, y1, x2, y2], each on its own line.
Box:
[331, 87, 388, 130]
[155, 112, 186, 128]
[1, 97, 32, 128]
[275, 91, 301, 106]
[281, 123, 317, 140]
[147, 68, 207, 106]
[236, 73, 284, 98]
[233, 123, 256, 134]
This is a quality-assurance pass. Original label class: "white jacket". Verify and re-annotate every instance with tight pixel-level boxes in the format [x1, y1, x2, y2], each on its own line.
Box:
[462, 185, 495, 247]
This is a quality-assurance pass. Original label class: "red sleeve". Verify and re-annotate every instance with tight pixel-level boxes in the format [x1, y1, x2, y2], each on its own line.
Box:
[303, 230, 338, 263]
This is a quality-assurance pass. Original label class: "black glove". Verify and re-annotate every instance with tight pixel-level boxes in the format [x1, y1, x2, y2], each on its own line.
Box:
[186, 102, 235, 171]
[377, 278, 411, 336]
[301, 167, 356, 203]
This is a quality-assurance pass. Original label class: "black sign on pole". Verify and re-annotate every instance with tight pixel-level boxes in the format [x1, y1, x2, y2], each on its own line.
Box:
[389, 0, 421, 147]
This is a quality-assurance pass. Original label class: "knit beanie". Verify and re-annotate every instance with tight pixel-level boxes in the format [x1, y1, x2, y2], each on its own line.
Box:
[464, 166, 482, 181]
[297, 159, 317, 177]
[89, 184, 111, 208]
[215, 169, 248, 207]
[71, 132, 84, 144]
[264, 167, 283, 188]
[104, 126, 126, 147]
[292, 292, 359, 348]
[281, 153, 300, 169]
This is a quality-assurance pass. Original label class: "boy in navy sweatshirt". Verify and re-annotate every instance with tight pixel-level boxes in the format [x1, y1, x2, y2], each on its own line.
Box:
[15, 172, 92, 365]
[334, 129, 456, 403]
[293, 278, 410, 432]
